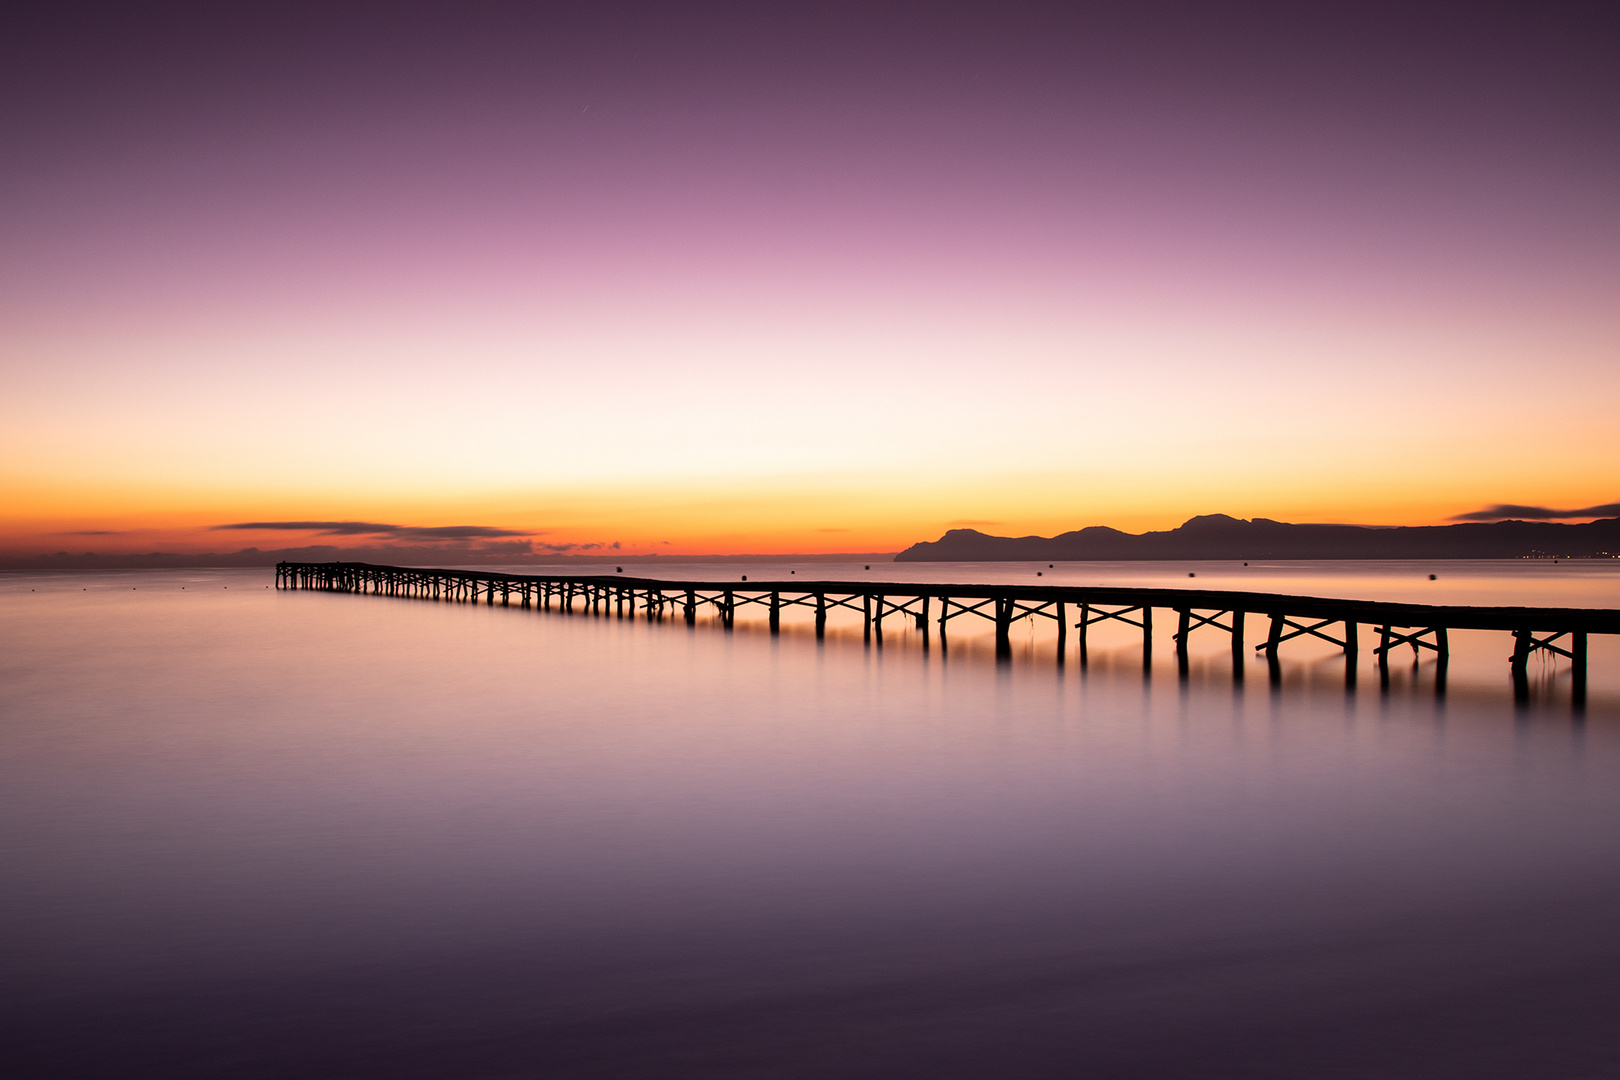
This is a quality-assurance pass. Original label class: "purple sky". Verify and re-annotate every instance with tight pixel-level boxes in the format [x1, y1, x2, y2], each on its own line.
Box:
[2, 2, 1617, 552]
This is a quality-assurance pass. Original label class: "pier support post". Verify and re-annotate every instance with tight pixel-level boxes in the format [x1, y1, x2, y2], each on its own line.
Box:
[863, 595, 872, 644]
[1078, 604, 1089, 667]
[1175, 608, 1191, 676]
[770, 592, 780, 634]
[1231, 611, 1245, 680]
[1377, 624, 1392, 690]
[723, 590, 735, 631]
[1574, 631, 1588, 707]
[815, 593, 826, 638]
[874, 595, 885, 645]
[1267, 613, 1285, 686]
[1142, 606, 1153, 672]
[1345, 620, 1358, 689]
[995, 596, 1012, 659]
[1056, 601, 1066, 664]
[1510, 629, 1532, 701]
[685, 589, 696, 626]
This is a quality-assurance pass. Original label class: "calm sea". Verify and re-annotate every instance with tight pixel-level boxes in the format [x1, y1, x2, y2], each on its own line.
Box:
[2, 560, 1619, 1078]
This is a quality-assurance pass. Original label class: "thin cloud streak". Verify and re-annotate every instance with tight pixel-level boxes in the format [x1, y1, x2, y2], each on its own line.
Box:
[215, 521, 532, 540]
[1451, 503, 1620, 521]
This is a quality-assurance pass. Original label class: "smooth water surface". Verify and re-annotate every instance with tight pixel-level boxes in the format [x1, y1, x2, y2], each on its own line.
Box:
[2, 563, 1619, 1078]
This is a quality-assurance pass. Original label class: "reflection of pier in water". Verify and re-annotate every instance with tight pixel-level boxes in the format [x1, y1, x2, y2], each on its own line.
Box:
[276, 562, 1618, 706]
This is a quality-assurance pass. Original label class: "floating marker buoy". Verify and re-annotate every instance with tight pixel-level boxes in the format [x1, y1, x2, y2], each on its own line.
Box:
[1189, 572, 1196, 577]
[741, 575, 747, 581]
[1037, 571, 1042, 576]
[864, 565, 870, 570]
[1429, 574, 1437, 580]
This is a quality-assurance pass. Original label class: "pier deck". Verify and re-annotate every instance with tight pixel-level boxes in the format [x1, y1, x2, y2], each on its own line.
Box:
[276, 562, 1620, 705]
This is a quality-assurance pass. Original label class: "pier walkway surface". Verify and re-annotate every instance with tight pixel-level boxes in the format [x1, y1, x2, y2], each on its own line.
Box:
[277, 562, 1620, 705]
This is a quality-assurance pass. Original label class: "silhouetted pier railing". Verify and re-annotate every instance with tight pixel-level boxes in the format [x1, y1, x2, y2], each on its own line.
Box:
[275, 562, 1620, 705]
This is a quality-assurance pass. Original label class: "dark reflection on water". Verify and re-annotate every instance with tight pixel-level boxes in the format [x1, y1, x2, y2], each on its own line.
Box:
[2, 567, 1619, 1078]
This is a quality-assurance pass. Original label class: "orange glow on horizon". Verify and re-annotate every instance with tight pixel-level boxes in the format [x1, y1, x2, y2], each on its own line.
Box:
[6, 470, 1619, 561]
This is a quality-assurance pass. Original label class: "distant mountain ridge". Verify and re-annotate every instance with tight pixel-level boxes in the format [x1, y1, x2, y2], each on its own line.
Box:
[895, 514, 1620, 561]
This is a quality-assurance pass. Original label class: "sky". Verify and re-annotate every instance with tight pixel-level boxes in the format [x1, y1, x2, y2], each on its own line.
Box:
[2, 1, 1617, 560]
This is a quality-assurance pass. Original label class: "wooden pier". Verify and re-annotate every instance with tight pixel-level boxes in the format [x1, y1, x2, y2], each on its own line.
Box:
[276, 562, 1620, 705]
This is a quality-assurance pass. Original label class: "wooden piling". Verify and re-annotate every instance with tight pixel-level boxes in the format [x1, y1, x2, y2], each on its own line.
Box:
[1078, 603, 1089, 666]
[1511, 628, 1532, 701]
[1574, 631, 1588, 706]
[1231, 610, 1245, 678]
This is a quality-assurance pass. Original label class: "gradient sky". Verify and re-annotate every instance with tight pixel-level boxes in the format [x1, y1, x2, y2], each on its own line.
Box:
[3, 2, 1617, 557]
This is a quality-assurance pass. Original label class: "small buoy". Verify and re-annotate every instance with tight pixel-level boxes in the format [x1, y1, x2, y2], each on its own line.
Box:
[1429, 574, 1436, 580]
[616, 566, 622, 572]
[1188, 572, 1196, 577]
[741, 575, 747, 581]
[1243, 562, 1248, 566]
[790, 570, 795, 574]
[1037, 571, 1042, 576]
[864, 565, 870, 570]
[1048, 564, 1053, 568]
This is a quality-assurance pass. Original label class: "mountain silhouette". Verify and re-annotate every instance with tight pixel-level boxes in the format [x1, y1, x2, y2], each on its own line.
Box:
[895, 514, 1620, 561]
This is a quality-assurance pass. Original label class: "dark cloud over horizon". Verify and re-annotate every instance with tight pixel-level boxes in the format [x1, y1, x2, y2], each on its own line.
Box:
[215, 521, 532, 540]
[1451, 503, 1620, 522]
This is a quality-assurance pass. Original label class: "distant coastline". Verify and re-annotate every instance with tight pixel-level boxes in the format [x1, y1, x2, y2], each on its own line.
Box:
[896, 514, 1620, 562]
[11, 514, 1620, 571]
